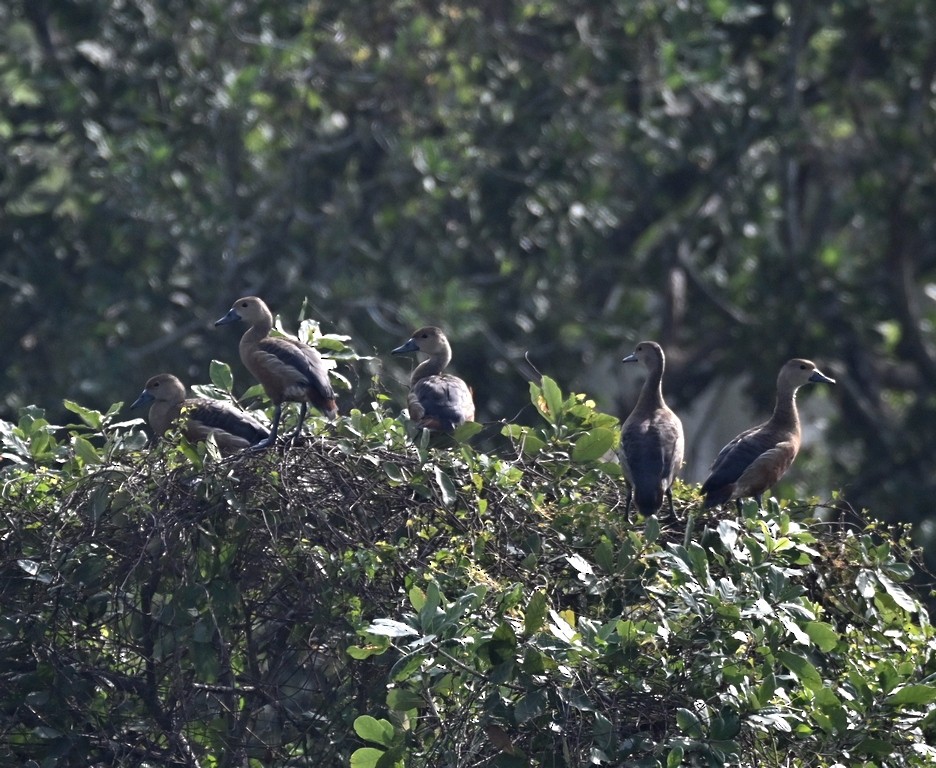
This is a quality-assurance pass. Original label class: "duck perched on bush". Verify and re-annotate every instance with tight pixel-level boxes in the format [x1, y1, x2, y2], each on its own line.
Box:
[392, 326, 474, 431]
[215, 296, 337, 448]
[702, 358, 835, 511]
[131, 373, 269, 453]
[619, 341, 684, 518]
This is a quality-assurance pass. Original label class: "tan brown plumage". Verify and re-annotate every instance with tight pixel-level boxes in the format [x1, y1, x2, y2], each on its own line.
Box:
[391, 326, 474, 431]
[215, 296, 337, 448]
[619, 341, 684, 518]
[131, 373, 269, 453]
[701, 358, 835, 510]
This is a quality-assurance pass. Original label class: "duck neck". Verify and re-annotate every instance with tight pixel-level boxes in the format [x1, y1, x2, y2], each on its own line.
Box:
[243, 308, 274, 345]
[770, 383, 801, 432]
[412, 349, 451, 384]
[635, 363, 666, 412]
[151, 398, 183, 433]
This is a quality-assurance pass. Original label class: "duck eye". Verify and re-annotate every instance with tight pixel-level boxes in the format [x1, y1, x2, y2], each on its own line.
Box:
[240, 301, 248, 307]
[800, 364, 808, 370]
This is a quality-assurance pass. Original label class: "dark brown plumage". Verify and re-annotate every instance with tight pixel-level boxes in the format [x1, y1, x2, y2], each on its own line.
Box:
[215, 296, 337, 448]
[701, 358, 835, 510]
[619, 341, 685, 518]
[391, 326, 475, 431]
[131, 373, 269, 453]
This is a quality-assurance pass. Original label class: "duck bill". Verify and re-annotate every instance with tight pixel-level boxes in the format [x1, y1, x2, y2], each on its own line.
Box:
[130, 391, 155, 409]
[392, 339, 419, 355]
[809, 370, 836, 384]
[214, 308, 241, 327]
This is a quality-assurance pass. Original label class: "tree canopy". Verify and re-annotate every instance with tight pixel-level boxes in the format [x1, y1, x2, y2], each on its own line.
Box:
[1, 1, 936, 569]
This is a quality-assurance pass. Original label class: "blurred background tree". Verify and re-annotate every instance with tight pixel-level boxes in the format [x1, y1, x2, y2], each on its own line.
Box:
[2, 0, 935, 544]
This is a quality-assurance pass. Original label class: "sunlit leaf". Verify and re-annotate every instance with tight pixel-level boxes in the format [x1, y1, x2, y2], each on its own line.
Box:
[354, 715, 395, 747]
[777, 650, 823, 692]
[887, 684, 936, 706]
[571, 427, 615, 463]
[366, 619, 419, 637]
[209, 360, 234, 392]
[63, 400, 102, 429]
[350, 747, 384, 768]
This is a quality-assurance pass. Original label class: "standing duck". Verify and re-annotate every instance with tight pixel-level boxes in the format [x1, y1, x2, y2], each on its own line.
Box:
[619, 341, 685, 518]
[391, 326, 475, 431]
[131, 373, 269, 453]
[701, 358, 835, 511]
[215, 296, 338, 448]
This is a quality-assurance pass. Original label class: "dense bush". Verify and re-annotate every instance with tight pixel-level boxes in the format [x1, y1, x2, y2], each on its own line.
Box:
[0, 372, 934, 767]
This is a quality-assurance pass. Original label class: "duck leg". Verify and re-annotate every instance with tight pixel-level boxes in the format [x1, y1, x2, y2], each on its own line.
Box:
[288, 402, 308, 442]
[252, 403, 282, 450]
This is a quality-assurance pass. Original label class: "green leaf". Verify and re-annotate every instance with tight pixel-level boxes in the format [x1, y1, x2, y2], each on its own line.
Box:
[644, 514, 660, 543]
[72, 436, 102, 465]
[209, 359, 234, 392]
[533, 376, 564, 425]
[524, 591, 548, 635]
[452, 421, 483, 442]
[804, 621, 839, 652]
[347, 644, 388, 660]
[63, 399, 102, 429]
[386, 688, 424, 711]
[667, 746, 685, 768]
[777, 650, 823, 692]
[384, 462, 406, 483]
[877, 572, 918, 613]
[353, 715, 395, 747]
[887, 684, 936, 706]
[520, 433, 546, 456]
[675, 708, 703, 738]
[350, 747, 384, 768]
[855, 738, 896, 756]
[434, 466, 457, 507]
[486, 622, 518, 665]
[514, 689, 547, 723]
[571, 427, 615, 463]
[409, 585, 426, 611]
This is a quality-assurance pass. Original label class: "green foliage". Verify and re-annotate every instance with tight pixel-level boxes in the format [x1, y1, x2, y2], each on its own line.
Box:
[0, 386, 933, 767]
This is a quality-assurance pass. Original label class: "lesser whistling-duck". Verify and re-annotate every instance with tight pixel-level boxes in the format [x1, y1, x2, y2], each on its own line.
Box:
[131, 373, 270, 453]
[391, 326, 475, 431]
[619, 341, 685, 518]
[701, 358, 835, 511]
[215, 296, 338, 448]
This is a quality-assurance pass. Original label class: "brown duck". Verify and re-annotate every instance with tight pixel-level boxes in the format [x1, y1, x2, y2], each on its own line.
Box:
[215, 296, 337, 448]
[391, 326, 475, 431]
[131, 373, 269, 453]
[701, 358, 835, 510]
[619, 341, 685, 517]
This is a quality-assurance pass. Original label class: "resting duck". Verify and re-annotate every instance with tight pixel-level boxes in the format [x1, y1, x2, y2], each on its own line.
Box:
[391, 326, 475, 431]
[215, 296, 337, 448]
[619, 341, 685, 517]
[131, 373, 269, 453]
[701, 358, 835, 510]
